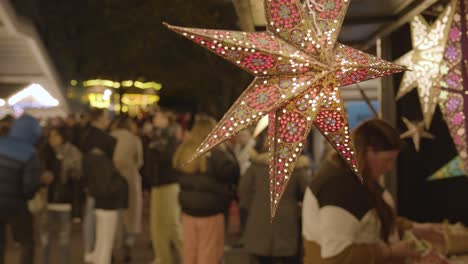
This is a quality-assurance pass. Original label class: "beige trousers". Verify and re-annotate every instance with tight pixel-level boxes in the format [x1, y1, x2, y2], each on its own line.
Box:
[150, 184, 183, 264]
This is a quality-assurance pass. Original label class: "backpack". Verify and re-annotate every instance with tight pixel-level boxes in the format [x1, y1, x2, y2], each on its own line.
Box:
[83, 148, 128, 210]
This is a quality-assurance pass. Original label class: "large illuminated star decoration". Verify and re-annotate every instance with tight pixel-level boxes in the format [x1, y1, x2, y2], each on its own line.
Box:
[395, 3, 454, 129]
[438, 0, 468, 173]
[165, 0, 405, 217]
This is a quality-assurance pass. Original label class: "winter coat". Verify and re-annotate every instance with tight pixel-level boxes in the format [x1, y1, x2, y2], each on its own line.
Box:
[142, 127, 179, 188]
[178, 147, 240, 217]
[111, 129, 143, 234]
[0, 115, 41, 213]
[80, 125, 128, 210]
[239, 152, 311, 257]
[44, 142, 82, 205]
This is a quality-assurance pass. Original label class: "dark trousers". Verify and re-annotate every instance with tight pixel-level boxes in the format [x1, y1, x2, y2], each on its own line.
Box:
[0, 208, 34, 264]
[40, 209, 71, 264]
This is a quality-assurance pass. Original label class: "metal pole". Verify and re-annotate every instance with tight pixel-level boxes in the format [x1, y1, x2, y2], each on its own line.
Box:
[359, 0, 439, 51]
[232, 0, 255, 32]
[378, 36, 399, 203]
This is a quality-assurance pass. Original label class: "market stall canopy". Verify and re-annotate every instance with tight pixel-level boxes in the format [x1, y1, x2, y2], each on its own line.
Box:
[243, 0, 440, 46]
[0, 0, 68, 114]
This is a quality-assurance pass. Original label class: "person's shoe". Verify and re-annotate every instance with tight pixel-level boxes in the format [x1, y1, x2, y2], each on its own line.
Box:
[124, 246, 132, 263]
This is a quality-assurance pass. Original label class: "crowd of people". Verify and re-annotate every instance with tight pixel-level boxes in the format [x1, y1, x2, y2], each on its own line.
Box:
[0, 109, 455, 264]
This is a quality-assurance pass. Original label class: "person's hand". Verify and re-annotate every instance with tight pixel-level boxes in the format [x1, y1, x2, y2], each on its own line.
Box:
[41, 170, 54, 185]
[413, 222, 445, 244]
[383, 240, 421, 259]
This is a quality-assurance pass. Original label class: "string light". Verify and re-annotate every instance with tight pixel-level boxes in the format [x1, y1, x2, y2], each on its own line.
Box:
[121, 94, 159, 105]
[88, 92, 159, 109]
[88, 93, 110, 109]
[83, 79, 162, 90]
[103, 89, 112, 100]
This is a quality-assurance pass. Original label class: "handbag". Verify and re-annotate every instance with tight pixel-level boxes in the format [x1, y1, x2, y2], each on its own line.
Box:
[28, 187, 47, 214]
[85, 148, 128, 209]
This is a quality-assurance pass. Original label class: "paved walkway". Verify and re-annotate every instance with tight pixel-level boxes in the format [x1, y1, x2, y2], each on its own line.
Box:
[4, 213, 252, 264]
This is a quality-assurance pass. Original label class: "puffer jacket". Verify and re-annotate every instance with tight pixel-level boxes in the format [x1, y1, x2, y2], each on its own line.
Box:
[178, 147, 239, 217]
[0, 115, 41, 213]
[240, 152, 311, 257]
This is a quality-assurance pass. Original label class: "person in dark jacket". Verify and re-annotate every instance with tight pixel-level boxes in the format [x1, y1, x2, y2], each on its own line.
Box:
[0, 114, 42, 264]
[144, 110, 183, 264]
[80, 108, 128, 264]
[40, 126, 82, 264]
[173, 114, 240, 264]
[0, 115, 14, 136]
[239, 133, 310, 264]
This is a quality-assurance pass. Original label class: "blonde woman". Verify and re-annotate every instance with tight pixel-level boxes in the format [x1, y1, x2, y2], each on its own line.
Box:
[173, 114, 239, 264]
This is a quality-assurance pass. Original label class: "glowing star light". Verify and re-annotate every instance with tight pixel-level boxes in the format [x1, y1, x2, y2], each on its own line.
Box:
[428, 156, 465, 181]
[165, 0, 405, 217]
[395, 3, 454, 129]
[400, 117, 435, 152]
[438, 0, 468, 173]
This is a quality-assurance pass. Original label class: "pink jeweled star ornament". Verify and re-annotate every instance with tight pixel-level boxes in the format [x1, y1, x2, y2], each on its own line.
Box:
[165, 0, 405, 217]
[438, 0, 468, 173]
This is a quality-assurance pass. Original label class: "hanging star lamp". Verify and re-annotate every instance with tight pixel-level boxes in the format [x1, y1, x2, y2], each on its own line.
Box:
[438, 0, 468, 173]
[395, 2, 455, 129]
[428, 156, 465, 181]
[400, 117, 435, 152]
[165, 0, 405, 217]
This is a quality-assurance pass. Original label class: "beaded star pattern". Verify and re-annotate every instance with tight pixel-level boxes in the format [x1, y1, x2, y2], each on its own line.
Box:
[395, 2, 454, 129]
[165, 0, 405, 217]
[438, 0, 468, 174]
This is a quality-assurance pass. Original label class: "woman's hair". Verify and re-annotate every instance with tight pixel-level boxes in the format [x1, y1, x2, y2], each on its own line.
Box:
[49, 126, 69, 143]
[172, 114, 217, 174]
[331, 118, 401, 241]
[88, 108, 106, 123]
[155, 108, 176, 126]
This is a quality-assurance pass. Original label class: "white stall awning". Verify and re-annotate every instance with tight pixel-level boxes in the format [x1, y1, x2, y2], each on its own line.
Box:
[0, 0, 68, 115]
